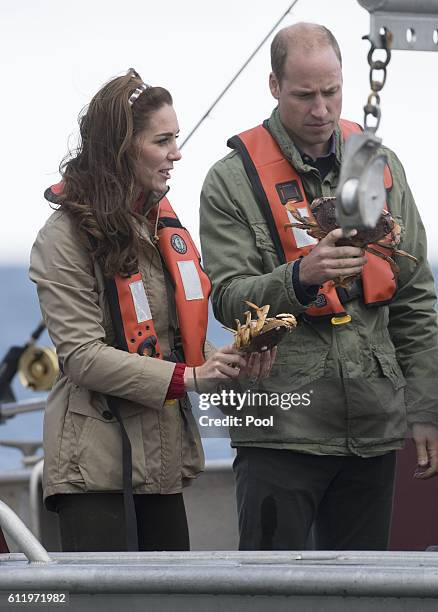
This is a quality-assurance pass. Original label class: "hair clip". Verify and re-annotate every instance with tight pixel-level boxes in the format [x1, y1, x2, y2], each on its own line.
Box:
[127, 69, 151, 106]
[128, 82, 151, 106]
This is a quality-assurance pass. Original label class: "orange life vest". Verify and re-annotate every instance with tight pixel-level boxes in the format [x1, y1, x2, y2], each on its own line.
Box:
[227, 120, 395, 319]
[45, 184, 210, 366]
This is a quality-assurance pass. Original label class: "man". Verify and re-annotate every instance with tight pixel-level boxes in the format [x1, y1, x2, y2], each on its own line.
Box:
[199, 22, 438, 551]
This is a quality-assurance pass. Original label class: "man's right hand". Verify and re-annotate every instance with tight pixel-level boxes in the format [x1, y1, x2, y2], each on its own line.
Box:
[299, 228, 367, 287]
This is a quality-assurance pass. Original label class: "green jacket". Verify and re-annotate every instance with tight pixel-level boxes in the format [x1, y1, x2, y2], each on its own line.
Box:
[199, 108, 438, 456]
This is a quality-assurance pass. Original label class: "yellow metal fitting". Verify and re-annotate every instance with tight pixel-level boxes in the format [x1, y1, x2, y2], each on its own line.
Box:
[331, 314, 352, 326]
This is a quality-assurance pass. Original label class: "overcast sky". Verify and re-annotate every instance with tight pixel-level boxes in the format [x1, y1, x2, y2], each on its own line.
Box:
[1, 0, 437, 265]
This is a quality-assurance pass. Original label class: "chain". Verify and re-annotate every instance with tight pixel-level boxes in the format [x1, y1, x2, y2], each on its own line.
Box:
[363, 30, 392, 133]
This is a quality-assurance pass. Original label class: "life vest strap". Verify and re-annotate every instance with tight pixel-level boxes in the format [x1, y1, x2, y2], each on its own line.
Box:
[228, 126, 287, 266]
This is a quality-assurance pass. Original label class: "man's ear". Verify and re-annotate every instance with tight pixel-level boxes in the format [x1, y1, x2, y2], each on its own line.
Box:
[269, 72, 280, 100]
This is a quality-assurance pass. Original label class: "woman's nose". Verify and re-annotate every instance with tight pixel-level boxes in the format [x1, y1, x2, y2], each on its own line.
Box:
[169, 145, 182, 162]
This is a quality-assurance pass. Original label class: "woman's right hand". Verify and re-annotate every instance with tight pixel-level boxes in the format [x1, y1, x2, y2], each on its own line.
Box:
[184, 344, 246, 393]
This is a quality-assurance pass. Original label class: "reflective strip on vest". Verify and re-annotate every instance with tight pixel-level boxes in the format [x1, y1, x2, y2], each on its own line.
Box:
[177, 260, 204, 301]
[129, 279, 152, 321]
[228, 119, 395, 318]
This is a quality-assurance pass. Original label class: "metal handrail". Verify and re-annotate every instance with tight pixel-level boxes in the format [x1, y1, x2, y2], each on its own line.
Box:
[2, 550, 438, 596]
[0, 397, 46, 419]
[0, 500, 51, 563]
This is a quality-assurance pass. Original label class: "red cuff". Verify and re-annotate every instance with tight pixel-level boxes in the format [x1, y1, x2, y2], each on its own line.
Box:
[165, 363, 187, 399]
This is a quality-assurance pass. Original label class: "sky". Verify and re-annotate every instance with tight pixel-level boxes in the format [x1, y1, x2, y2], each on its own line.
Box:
[1, 0, 437, 264]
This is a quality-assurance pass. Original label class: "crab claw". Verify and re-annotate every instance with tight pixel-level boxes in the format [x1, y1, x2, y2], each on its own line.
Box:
[245, 301, 270, 318]
[392, 248, 418, 264]
[244, 300, 261, 311]
[276, 314, 297, 328]
[233, 319, 242, 349]
[250, 320, 259, 338]
[242, 324, 251, 346]
[258, 304, 270, 318]
[244, 310, 252, 327]
[253, 305, 270, 332]
[253, 319, 265, 334]
[365, 246, 399, 276]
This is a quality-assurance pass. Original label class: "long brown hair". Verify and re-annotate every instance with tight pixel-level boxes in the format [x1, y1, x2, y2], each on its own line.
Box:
[57, 69, 173, 277]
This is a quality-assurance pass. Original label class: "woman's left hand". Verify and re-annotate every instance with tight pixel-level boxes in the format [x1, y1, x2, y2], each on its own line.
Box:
[239, 346, 277, 383]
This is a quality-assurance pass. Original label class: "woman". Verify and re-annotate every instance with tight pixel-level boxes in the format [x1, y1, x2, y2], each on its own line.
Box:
[30, 69, 272, 552]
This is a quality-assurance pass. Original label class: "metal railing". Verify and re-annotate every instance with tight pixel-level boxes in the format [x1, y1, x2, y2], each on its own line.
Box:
[0, 500, 51, 563]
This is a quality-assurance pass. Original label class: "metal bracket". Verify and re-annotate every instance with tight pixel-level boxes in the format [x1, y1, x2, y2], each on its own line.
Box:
[336, 131, 387, 230]
[358, 0, 438, 51]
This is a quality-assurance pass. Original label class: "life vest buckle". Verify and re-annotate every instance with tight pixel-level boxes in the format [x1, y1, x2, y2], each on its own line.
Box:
[331, 314, 352, 326]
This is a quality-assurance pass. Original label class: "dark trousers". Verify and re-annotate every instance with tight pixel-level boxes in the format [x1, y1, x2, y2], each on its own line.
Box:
[54, 492, 189, 552]
[233, 446, 396, 551]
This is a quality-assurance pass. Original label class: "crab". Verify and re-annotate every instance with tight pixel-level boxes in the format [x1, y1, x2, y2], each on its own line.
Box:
[285, 197, 417, 287]
[225, 301, 297, 353]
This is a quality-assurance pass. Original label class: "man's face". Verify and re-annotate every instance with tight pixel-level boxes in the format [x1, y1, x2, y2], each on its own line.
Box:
[269, 46, 342, 158]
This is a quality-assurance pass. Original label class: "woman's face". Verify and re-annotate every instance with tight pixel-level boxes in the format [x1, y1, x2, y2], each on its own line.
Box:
[132, 104, 182, 195]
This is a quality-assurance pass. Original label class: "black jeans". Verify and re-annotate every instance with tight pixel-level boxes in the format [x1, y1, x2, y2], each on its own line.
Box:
[54, 492, 189, 552]
[234, 446, 396, 551]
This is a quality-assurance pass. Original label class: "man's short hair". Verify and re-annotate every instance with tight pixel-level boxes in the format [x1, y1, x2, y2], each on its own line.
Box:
[271, 24, 342, 85]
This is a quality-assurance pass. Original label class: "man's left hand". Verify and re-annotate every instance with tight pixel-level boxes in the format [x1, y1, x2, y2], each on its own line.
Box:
[412, 423, 438, 479]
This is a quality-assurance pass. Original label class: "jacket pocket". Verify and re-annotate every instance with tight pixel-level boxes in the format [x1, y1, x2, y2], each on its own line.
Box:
[272, 347, 330, 389]
[345, 346, 407, 441]
[68, 388, 144, 420]
[372, 346, 406, 390]
[66, 386, 149, 490]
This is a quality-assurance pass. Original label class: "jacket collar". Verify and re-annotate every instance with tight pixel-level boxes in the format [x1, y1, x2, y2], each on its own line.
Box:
[133, 187, 171, 219]
[266, 107, 343, 172]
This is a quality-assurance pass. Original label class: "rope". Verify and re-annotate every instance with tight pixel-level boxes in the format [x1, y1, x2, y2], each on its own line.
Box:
[179, 0, 301, 149]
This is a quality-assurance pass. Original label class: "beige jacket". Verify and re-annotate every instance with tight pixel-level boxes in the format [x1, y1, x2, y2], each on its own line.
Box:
[30, 209, 205, 506]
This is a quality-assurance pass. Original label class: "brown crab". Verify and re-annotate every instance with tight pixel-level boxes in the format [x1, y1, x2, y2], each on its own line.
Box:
[285, 197, 417, 286]
[226, 302, 297, 353]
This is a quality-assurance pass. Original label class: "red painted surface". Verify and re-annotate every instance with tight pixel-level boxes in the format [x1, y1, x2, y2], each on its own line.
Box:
[389, 439, 438, 550]
[0, 527, 9, 553]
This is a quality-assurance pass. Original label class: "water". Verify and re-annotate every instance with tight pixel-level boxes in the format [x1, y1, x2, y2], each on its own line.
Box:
[0, 266, 234, 470]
